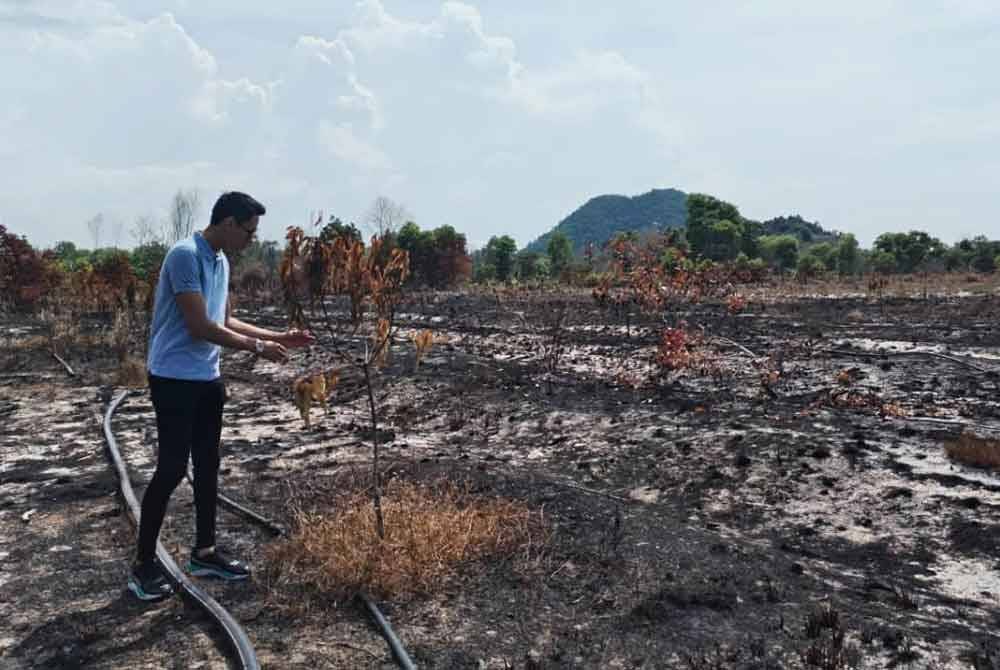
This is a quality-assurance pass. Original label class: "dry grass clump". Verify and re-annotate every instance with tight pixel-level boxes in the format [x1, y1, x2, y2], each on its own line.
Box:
[945, 432, 1000, 469]
[265, 479, 546, 600]
[116, 355, 147, 387]
[9, 334, 49, 351]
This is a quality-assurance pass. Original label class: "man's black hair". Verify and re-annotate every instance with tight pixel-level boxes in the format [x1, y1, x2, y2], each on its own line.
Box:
[209, 191, 266, 226]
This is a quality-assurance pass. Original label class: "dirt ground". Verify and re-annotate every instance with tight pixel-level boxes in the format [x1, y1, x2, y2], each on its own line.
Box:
[3, 282, 1000, 669]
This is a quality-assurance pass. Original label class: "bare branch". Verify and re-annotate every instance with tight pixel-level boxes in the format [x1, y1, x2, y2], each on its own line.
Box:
[86, 213, 104, 249]
[130, 214, 159, 247]
[165, 189, 201, 244]
[363, 196, 408, 237]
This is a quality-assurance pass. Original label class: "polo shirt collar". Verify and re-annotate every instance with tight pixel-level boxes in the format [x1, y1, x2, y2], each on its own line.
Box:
[193, 231, 222, 262]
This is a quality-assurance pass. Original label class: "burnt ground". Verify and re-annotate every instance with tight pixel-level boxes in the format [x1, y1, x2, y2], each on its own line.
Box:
[3, 284, 1000, 669]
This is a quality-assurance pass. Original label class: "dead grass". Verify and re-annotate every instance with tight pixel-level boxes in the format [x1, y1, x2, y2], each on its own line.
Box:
[744, 271, 1000, 302]
[116, 356, 147, 388]
[8, 335, 49, 351]
[945, 432, 1000, 469]
[264, 478, 547, 601]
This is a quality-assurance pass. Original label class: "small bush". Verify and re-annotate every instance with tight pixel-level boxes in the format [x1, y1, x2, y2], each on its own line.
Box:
[116, 356, 147, 388]
[945, 432, 1000, 469]
[265, 479, 546, 600]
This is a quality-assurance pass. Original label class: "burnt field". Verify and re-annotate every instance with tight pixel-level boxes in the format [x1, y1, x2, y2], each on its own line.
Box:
[3, 282, 1000, 669]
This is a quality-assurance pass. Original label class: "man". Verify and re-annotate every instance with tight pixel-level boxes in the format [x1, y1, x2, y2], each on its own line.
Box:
[129, 191, 314, 602]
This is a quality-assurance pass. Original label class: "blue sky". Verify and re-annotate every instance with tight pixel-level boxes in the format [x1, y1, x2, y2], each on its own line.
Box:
[2, 0, 998, 250]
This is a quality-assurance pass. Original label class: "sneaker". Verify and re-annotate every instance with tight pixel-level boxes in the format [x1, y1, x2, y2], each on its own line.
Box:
[128, 560, 174, 602]
[187, 548, 251, 581]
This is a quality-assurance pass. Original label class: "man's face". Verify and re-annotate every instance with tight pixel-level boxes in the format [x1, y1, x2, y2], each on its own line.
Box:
[227, 215, 259, 253]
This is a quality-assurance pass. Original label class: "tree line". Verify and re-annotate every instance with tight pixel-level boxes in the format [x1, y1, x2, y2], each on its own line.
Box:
[473, 193, 1000, 282]
[4, 189, 1000, 313]
[0, 194, 476, 311]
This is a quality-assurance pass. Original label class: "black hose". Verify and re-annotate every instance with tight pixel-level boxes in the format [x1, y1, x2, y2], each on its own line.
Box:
[185, 467, 286, 536]
[102, 391, 260, 670]
[119, 388, 420, 669]
[358, 592, 418, 670]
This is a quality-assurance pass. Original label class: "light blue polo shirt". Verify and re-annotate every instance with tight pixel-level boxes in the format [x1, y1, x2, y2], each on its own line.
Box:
[147, 232, 230, 381]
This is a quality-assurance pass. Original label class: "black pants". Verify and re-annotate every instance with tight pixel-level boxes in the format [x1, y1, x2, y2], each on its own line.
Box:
[137, 374, 226, 564]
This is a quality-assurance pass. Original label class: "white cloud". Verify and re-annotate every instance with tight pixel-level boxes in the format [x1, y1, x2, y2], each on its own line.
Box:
[295, 35, 354, 68]
[440, 2, 518, 77]
[3, 0, 997, 250]
[0, 0, 126, 28]
[288, 34, 382, 130]
[317, 121, 391, 171]
[2, 9, 270, 168]
[339, 0, 440, 52]
[504, 50, 646, 120]
[193, 77, 273, 124]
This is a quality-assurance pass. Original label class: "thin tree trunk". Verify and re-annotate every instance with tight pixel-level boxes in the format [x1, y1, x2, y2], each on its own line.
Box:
[362, 361, 385, 539]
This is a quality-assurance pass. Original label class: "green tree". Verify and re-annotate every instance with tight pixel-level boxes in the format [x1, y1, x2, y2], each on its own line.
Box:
[740, 219, 763, 258]
[973, 252, 998, 273]
[835, 234, 860, 276]
[686, 193, 742, 259]
[706, 220, 742, 261]
[514, 250, 545, 280]
[130, 242, 168, 280]
[484, 235, 518, 282]
[396, 221, 423, 250]
[966, 236, 1000, 273]
[873, 231, 944, 273]
[51, 241, 91, 272]
[473, 253, 496, 282]
[320, 215, 362, 244]
[803, 242, 837, 272]
[53, 241, 77, 262]
[796, 254, 825, 280]
[867, 249, 897, 274]
[943, 246, 968, 272]
[397, 221, 434, 284]
[758, 234, 799, 273]
[547, 230, 573, 277]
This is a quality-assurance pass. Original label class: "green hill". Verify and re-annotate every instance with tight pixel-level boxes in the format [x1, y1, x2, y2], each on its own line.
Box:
[525, 188, 687, 254]
[760, 215, 838, 243]
[524, 190, 838, 255]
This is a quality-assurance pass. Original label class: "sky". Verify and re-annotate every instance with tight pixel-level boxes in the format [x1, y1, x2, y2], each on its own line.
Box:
[1, 0, 998, 251]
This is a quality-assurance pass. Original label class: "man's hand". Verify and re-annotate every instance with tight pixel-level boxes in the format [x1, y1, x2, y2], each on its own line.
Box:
[278, 328, 316, 349]
[260, 340, 289, 363]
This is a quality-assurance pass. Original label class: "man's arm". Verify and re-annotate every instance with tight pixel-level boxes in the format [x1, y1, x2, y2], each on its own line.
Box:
[176, 292, 287, 361]
[225, 300, 315, 347]
[227, 314, 284, 341]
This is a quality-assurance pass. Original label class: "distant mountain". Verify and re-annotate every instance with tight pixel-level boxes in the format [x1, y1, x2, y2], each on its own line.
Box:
[525, 188, 687, 254]
[760, 215, 838, 243]
[524, 191, 837, 256]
